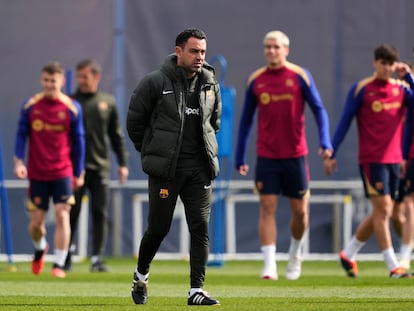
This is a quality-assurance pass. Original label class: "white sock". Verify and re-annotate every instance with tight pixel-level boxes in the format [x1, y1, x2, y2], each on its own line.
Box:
[32, 236, 47, 251]
[288, 237, 304, 258]
[54, 249, 68, 267]
[343, 236, 365, 260]
[400, 244, 412, 262]
[135, 268, 149, 282]
[91, 256, 100, 264]
[382, 247, 399, 271]
[189, 288, 202, 297]
[261, 244, 276, 271]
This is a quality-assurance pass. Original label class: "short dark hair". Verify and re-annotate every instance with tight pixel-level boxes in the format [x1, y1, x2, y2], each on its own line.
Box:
[76, 59, 102, 75]
[175, 28, 207, 48]
[42, 61, 64, 75]
[374, 44, 399, 63]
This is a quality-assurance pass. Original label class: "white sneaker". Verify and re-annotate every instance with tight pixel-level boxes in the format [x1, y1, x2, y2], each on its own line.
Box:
[261, 265, 278, 280]
[286, 256, 302, 280]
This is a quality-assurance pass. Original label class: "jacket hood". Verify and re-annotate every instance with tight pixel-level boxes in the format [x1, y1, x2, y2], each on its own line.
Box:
[160, 53, 216, 83]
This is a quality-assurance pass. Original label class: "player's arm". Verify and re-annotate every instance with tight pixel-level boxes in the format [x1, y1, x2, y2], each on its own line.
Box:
[107, 100, 129, 166]
[331, 83, 363, 158]
[235, 80, 257, 175]
[126, 75, 158, 152]
[210, 82, 222, 134]
[323, 83, 363, 176]
[70, 101, 85, 181]
[299, 69, 333, 154]
[402, 105, 413, 161]
[14, 102, 30, 179]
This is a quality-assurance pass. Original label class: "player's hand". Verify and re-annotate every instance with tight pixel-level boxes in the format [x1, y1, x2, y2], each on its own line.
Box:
[395, 62, 411, 79]
[14, 159, 27, 179]
[73, 175, 85, 189]
[238, 164, 249, 176]
[319, 148, 333, 160]
[118, 166, 129, 184]
[324, 158, 337, 176]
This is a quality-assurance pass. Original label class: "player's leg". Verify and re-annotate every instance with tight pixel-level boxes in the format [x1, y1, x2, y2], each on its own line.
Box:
[88, 170, 109, 271]
[131, 176, 179, 304]
[64, 178, 86, 271]
[180, 169, 219, 306]
[27, 180, 49, 275]
[400, 159, 414, 269]
[339, 164, 379, 277]
[50, 177, 74, 278]
[391, 180, 405, 238]
[255, 157, 280, 280]
[283, 156, 309, 280]
[400, 195, 414, 268]
[368, 164, 409, 277]
[259, 194, 278, 279]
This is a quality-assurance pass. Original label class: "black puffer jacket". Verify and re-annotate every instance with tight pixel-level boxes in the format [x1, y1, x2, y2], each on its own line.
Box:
[127, 54, 222, 180]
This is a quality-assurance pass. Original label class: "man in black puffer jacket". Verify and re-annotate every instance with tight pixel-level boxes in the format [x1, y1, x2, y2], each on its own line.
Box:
[127, 28, 222, 306]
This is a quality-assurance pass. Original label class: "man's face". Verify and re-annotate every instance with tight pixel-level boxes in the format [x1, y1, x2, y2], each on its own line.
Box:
[76, 66, 100, 93]
[40, 72, 65, 98]
[374, 59, 396, 80]
[264, 38, 289, 69]
[175, 37, 206, 78]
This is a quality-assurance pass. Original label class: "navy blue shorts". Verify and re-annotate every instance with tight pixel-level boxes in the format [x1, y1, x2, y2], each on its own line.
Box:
[359, 163, 399, 199]
[255, 156, 310, 198]
[28, 177, 74, 211]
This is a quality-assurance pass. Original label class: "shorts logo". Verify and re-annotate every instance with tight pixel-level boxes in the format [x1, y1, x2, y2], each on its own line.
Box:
[33, 196, 42, 206]
[375, 182, 384, 190]
[298, 189, 310, 198]
[159, 188, 169, 199]
[255, 181, 263, 191]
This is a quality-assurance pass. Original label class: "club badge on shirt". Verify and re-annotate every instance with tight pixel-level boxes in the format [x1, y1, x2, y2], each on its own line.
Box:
[159, 188, 169, 199]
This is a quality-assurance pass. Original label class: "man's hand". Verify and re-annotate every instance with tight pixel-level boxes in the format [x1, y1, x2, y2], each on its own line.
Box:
[319, 148, 333, 160]
[73, 174, 85, 190]
[238, 164, 249, 176]
[323, 158, 337, 176]
[118, 166, 129, 184]
[395, 62, 412, 79]
[14, 158, 27, 179]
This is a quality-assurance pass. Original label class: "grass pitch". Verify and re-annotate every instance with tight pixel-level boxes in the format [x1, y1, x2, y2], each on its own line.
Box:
[0, 258, 413, 310]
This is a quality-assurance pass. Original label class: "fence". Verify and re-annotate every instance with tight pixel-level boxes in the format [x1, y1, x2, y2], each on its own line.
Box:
[0, 179, 364, 262]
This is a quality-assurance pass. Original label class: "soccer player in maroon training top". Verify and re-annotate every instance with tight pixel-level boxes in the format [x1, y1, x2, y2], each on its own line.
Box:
[324, 44, 414, 278]
[235, 30, 333, 280]
[14, 61, 85, 278]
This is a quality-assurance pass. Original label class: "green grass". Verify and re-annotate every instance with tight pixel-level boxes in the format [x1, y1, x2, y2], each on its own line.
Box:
[0, 258, 414, 310]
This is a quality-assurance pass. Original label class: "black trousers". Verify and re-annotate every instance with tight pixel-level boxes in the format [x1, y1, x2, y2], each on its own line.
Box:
[70, 169, 109, 257]
[137, 169, 212, 288]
